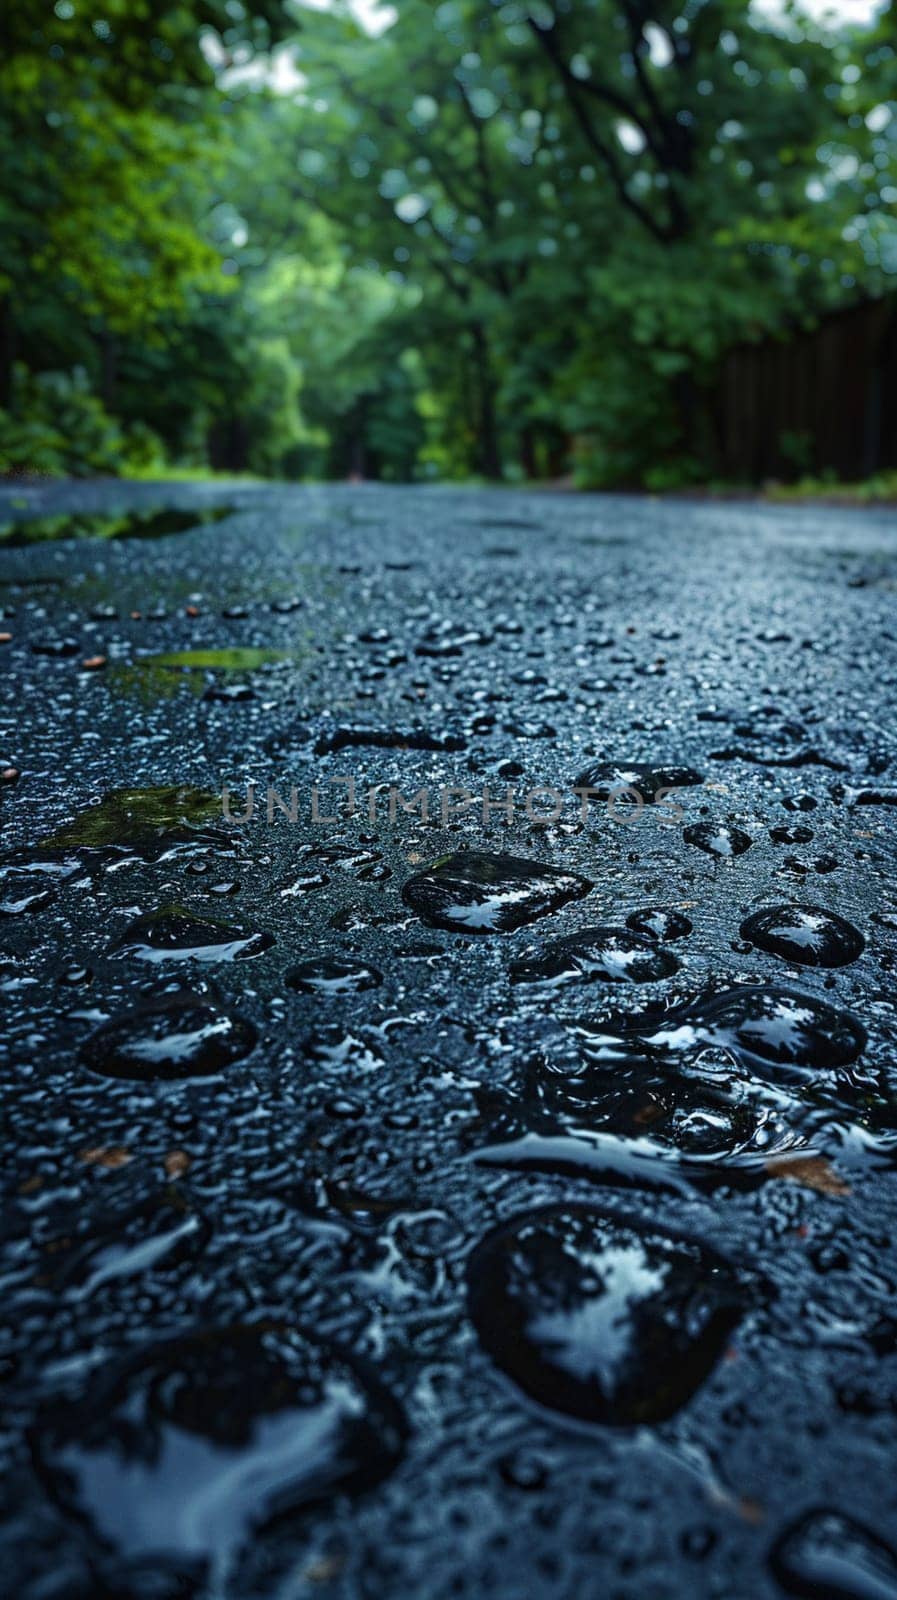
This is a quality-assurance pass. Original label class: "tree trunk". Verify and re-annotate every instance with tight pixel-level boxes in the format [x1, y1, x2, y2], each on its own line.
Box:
[471, 321, 502, 480]
[347, 397, 369, 479]
[99, 330, 118, 409]
[0, 300, 16, 412]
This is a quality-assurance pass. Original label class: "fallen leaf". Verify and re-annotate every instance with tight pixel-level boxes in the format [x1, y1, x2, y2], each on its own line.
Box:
[164, 1149, 191, 1179]
[764, 1153, 850, 1196]
[79, 1145, 132, 1169]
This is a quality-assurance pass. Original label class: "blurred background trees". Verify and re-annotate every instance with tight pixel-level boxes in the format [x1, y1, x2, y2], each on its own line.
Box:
[2, 0, 895, 486]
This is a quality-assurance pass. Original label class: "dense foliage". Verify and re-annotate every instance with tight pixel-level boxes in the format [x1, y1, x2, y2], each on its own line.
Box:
[2, 0, 895, 484]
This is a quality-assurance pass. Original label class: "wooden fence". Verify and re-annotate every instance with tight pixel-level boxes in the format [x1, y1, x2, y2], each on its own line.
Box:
[714, 295, 897, 481]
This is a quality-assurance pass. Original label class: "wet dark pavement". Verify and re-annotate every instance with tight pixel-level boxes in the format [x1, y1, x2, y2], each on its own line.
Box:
[2, 479, 897, 1599]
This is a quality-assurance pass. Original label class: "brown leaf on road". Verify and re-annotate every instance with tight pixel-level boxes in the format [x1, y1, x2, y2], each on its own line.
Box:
[79, 1145, 132, 1169]
[764, 1153, 851, 1196]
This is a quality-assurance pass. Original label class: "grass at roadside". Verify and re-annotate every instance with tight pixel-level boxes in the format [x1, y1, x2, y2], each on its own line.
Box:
[763, 471, 897, 505]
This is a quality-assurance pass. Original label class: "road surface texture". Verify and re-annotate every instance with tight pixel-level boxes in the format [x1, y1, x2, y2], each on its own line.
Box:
[2, 480, 897, 1600]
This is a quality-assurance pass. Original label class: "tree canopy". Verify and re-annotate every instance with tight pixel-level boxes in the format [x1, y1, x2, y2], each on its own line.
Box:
[2, 0, 895, 484]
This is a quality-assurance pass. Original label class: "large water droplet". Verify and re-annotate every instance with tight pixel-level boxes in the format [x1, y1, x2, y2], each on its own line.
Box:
[467, 1206, 749, 1425]
[111, 905, 273, 963]
[626, 907, 693, 942]
[81, 990, 257, 1081]
[684, 822, 753, 858]
[695, 985, 865, 1071]
[603, 985, 866, 1075]
[770, 824, 814, 846]
[740, 905, 864, 968]
[402, 851, 592, 934]
[286, 957, 383, 994]
[32, 1324, 406, 1576]
[509, 927, 679, 986]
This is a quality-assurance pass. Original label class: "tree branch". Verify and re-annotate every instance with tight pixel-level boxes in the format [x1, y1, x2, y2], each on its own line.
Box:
[527, 15, 673, 244]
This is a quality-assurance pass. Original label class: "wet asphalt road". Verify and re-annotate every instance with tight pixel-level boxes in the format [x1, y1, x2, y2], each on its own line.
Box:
[2, 480, 897, 1599]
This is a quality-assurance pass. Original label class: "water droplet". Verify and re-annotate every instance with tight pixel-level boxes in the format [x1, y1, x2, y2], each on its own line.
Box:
[572, 762, 703, 803]
[710, 733, 845, 771]
[280, 870, 330, 898]
[111, 906, 273, 963]
[303, 1028, 384, 1071]
[740, 905, 864, 968]
[770, 1508, 897, 1600]
[770, 824, 814, 845]
[467, 1206, 749, 1424]
[402, 851, 592, 934]
[30, 637, 80, 657]
[314, 725, 466, 755]
[620, 984, 866, 1074]
[59, 963, 92, 986]
[852, 786, 897, 808]
[37, 1191, 209, 1296]
[32, 1324, 406, 1575]
[510, 927, 679, 986]
[202, 682, 255, 702]
[498, 1447, 549, 1491]
[286, 957, 383, 994]
[683, 822, 753, 858]
[0, 870, 55, 916]
[782, 792, 818, 813]
[81, 990, 257, 1081]
[415, 623, 492, 657]
[626, 907, 693, 942]
[782, 852, 840, 877]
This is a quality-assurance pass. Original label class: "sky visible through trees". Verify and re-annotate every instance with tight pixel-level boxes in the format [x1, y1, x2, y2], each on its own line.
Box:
[1, 0, 895, 486]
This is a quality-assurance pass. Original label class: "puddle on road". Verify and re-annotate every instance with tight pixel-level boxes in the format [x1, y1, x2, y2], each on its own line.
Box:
[106, 647, 295, 701]
[39, 785, 222, 854]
